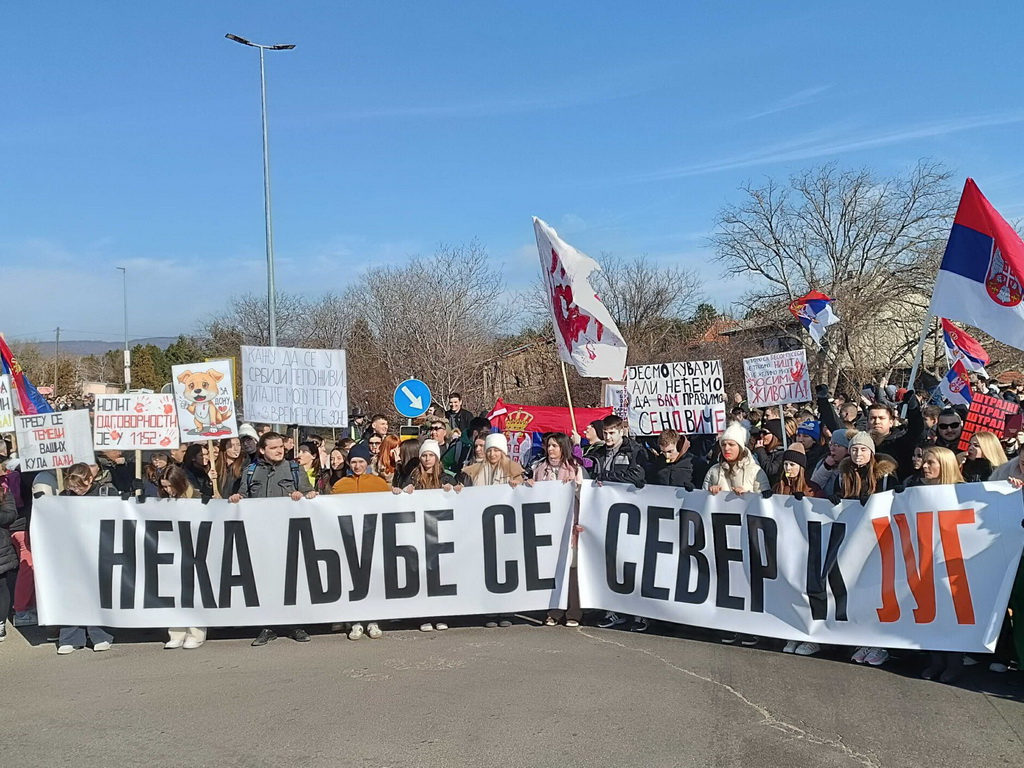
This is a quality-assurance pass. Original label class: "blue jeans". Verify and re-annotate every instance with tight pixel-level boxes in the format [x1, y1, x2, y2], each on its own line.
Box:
[59, 626, 113, 647]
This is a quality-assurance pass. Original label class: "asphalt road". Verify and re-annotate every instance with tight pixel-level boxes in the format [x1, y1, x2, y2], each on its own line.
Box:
[2, 618, 1022, 768]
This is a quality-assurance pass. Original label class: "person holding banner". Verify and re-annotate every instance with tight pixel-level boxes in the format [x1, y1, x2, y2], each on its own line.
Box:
[55, 464, 115, 655]
[157, 466, 209, 650]
[183, 444, 216, 499]
[989, 448, 1024, 487]
[646, 430, 694, 489]
[866, 394, 924, 479]
[589, 415, 646, 489]
[459, 434, 524, 488]
[372, 435, 401, 484]
[962, 431, 1007, 483]
[0, 471, 18, 643]
[703, 424, 769, 496]
[771, 444, 820, 499]
[809, 429, 852, 498]
[215, 438, 247, 499]
[332, 443, 391, 494]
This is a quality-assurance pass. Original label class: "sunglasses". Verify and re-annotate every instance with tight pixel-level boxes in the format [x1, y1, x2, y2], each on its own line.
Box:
[429, 426, 445, 431]
[937, 423, 961, 430]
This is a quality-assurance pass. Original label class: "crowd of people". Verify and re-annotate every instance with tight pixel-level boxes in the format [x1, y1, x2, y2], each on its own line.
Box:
[1, 386, 1021, 686]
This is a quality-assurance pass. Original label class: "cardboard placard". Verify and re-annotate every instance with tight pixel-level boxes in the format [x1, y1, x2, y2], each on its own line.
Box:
[957, 393, 1018, 452]
[15, 409, 94, 471]
[625, 360, 726, 436]
[171, 361, 238, 443]
[743, 349, 810, 408]
[93, 394, 179, 450]
[241, 345, 348, 427]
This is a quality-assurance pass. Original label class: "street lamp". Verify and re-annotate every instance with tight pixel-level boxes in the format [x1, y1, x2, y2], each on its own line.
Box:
[225, 33, 296, 348]
[116, 266, 131, 389]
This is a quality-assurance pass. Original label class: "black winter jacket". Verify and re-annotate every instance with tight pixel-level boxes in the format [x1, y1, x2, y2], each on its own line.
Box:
[646, 454, 694, 488]
[590, 438, 646, 488]
[0, 491, 17, 575]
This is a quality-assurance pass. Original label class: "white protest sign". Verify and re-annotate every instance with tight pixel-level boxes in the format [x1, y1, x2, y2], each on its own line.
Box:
[743, 349, 810, 408]
[625, 360, 726, 436]
[31, 482, 574, 627]
[15, 409, 94, 471]
[93, 393, 179, 451]
[0, 374, 14, 433]
[602, 380, 628, 420]
[171, 361, 238, 443]
[241, 345, 348, 427]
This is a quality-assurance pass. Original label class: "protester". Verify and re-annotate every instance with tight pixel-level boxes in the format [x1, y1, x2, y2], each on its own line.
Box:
[703, 424, 769, 496]
[961, 431, 1007, 482]
[446, 392, 473, 437]
[239, 423, 260, 462]
[772, 443, 819, 498]
[933, 408, 965, 451]
[460, 433, 524, 488]
[837, 432, 898, 667]
[372, 435, 401, 483]
[392, 439, 423, 489]
[365, 415, 389, 443]
[752, 420, 786, 484]
[903, 442, 931, 487]
[0, 467, 18, 643]
[55, 463, 114, 654]
[988, 448, 1024, 487]
[183, 443, 216, 498]
[646, 429, 694, 488]
[589, 415, 646, 488]
[96, 450, 136, 495]
[215, 437, 246, 499]
[464, 434, 487, 467]
[809, 429, 851, 497]
[295, 442, 322, 490]
[794, 420, 828, 471]
[319, 447, 347, 494]
[169, 443, 187, 466]
[865, 394, 924, 478]
[143, 452, 170, 497]
[228, 432, 316, 647]
[333, 443, 391, 494]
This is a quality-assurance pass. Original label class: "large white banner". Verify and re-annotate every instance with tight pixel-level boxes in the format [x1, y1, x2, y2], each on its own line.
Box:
[743, 349, 810, 409]
[93, 393, 179, 451]
[31, 482, 575, 627]
[241, 345, 348, 427]
[577, 482, 1024, 652]
[15, 409, 94, 471]
[626, 360, 726, 436]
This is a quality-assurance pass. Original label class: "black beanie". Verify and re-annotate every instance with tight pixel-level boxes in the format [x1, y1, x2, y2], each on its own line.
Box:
[349, 443, 373, 463]
[782, 445, 807, 469]
[589, 419, 605, 440]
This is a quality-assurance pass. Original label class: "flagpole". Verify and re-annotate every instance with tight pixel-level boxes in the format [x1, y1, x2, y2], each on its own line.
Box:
[903, 308, 934, 416]
[779, 405, 788, 450]
[560, 362, 579, 435]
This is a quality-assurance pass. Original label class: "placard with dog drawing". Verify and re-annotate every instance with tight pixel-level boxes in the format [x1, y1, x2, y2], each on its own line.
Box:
[170, 360, 238, 443]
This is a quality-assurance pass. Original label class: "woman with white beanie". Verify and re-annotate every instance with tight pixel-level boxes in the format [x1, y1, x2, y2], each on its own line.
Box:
[702, 423, 769, 495]
[459, 432, 524, 487]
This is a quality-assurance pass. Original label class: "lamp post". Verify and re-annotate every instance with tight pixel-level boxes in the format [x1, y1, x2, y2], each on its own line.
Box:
[116, 266, 131, 389]
[225, 33, 295, 348]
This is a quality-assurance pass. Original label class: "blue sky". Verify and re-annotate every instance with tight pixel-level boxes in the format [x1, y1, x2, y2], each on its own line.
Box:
[3, 1, 1023, 343]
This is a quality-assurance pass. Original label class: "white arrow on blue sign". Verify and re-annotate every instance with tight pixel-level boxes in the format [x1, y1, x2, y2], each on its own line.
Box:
[393, 378, 432, 418]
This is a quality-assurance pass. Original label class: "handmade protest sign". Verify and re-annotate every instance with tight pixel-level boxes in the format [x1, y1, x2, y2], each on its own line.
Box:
[0, 374, 14, 433]
[31, 481, 574, 627]
[625, 360, 726, 436]
[171, 361, 238, 443]
[743, 349, 810, 408]
[602, 381, 629, 420]
[957, 392, 1017, 452]
[241, 345, 348, 428]
[15, 409, 93, 471]
[576, 482, 1024, 652]
[93, 394, 179, 451]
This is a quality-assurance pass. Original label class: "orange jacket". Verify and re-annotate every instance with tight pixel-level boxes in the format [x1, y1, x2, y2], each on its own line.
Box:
[332, 473, 392, 494]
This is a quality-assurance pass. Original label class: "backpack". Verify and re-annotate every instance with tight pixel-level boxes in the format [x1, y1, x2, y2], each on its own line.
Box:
[244, 460, 303, 497]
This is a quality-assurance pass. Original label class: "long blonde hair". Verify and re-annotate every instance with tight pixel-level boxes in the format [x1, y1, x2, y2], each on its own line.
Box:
[970, 431, 1008, 466]
[922, 446, 964, 485]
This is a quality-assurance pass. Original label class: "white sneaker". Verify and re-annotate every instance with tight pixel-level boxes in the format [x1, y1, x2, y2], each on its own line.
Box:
[92, 641, 111, 652]
[419, 623, 434, 632]
[990, 662, 1009, 673]
[348, 623, 365, 641]
[57, 645, 77, 655]
[783, 641, 799, 653]
[863, 647, 889, 666]
[164, 636, 186, 650]
[182, 636, 205, 650]
[435, 622, 449, 631]
[851, 646, 869, 663]
[367, 622, 382, 639]
[795, 642, 820, 656]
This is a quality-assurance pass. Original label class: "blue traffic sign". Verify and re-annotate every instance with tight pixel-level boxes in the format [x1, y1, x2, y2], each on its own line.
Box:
[393, 378, 432, 418]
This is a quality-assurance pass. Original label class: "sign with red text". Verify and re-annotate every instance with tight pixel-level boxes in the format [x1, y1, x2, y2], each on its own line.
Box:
[15, 409, 94, 471]
[625, 360, 726, 436]
[743, 349, 810, 408]
[93, 394, 179, 451]
[957, 392, 1018, 452]
[577, 481, 1024, 652]
[0, 374, 14, 433]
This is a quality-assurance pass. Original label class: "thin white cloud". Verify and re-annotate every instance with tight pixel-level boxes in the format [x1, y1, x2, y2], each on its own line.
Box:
[742, 84, 834, 121]
[630, 110, 1024, 182]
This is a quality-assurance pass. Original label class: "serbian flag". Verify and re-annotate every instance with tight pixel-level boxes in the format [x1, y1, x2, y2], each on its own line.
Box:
[941, 318, 989, 377]
[788, 290, 840, 346]
[931, 179, 1024, 350]
[939, 360, 974, 407]
[533, 218, 628, 378]
[0, 335, 52, 415]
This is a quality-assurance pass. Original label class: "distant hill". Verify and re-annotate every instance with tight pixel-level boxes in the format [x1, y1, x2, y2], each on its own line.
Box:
[31, 337, 179, 357]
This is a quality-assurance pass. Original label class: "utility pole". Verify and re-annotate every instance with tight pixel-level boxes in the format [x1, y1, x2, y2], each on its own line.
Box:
[54, 326, 60, 397]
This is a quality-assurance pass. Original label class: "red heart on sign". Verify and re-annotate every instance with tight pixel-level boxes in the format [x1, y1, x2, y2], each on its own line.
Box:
[110, 430, 121, 441]
[218, 406, 229, 413]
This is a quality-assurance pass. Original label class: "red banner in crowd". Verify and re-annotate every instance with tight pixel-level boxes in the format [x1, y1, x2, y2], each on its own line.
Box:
[957, 392, 1018, 452]
[487, 398, 612, 436]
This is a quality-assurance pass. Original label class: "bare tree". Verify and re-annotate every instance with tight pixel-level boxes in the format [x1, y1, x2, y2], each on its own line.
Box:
[712, 160, 958, 386]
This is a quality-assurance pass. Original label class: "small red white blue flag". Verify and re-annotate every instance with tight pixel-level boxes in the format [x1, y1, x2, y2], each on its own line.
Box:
[931, 179, 1024, 350]
[941, 318, 989, 377]
[789, 290, 840, 346]
[939, 360, 974, 407]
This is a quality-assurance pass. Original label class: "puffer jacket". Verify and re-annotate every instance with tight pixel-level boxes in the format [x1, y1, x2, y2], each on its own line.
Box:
[0, 490, 19, 575]
[647, 454, 694, 488]
[702, 454, 769, 493]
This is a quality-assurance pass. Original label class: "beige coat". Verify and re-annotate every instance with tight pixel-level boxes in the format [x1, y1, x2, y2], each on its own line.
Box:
[702, 454, 769, 493]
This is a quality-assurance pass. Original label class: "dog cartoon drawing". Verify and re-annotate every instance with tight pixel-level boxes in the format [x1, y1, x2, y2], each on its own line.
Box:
[176, 368, 232, 436]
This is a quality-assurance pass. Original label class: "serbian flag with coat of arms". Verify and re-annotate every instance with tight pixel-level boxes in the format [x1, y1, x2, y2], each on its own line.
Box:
[931, 179, 1024, 350]
[939, 360, 973, 407]
[941, 318, 989, 377]
[788, 290, 840, 346]
[533, 217, 628, 379]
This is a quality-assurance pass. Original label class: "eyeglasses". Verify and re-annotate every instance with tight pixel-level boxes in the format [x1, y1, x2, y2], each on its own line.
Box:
[937, 423, 962, 430]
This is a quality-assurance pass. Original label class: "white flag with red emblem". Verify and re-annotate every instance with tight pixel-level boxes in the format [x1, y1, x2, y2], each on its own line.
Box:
[533, 217, 628, 378]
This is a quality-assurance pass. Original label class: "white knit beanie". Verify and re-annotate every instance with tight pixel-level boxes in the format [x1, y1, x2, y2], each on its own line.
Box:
[849, 431, 876, 455]
[484, 432, 508, 454]
[419, 439, 441, 459]
[720, 422, 749, 447]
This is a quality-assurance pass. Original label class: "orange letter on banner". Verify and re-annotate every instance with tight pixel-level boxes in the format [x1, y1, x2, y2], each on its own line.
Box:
[893, 512, 936, 623]
[938, 509, 976, 625]
[872, 518, 900, 622]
